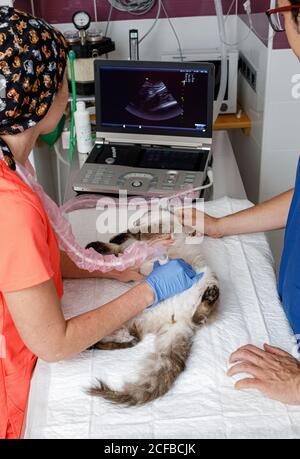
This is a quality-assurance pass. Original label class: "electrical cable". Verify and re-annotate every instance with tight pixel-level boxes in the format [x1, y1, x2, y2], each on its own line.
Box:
[214, 0, 228, 122]
[54, 142, 70, 167]
[105, 4, 114, 36]
[244, 1, 275, 43]
[139, 0, 162, 44]
[107, 0, 156, 15]
[161, 0, 183, 62]
[106, 0, 183, 61]
[30, 0, 35, 16]
[225, 0, 237, 22]
[69, 51, 77, 162]
[219, 0, 274, 47]
[56, 152, 62, 206]
[93, 0, 98, 23]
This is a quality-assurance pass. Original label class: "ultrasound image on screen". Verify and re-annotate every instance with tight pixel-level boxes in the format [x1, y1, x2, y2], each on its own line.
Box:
[126, 79, 183, 121]
[98, 66, 210, 134]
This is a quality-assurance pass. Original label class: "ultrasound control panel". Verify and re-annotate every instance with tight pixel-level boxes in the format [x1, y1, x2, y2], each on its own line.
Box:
[73, 143, 211, 196]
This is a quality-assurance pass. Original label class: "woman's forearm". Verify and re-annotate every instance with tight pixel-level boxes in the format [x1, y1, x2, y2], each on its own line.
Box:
[6, 279, 155, 363]
[60, 251, 102, 279]
[60, 251, 144, 282]
[58, 282, 154, 361]
[216, 189, 294, 237]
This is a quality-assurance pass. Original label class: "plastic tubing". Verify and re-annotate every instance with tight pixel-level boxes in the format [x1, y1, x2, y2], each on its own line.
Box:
[213, 0, 228, 123]
[69, 51, 77, 163]
[0, 147, 207, 273]
[0, 150, 162, 273]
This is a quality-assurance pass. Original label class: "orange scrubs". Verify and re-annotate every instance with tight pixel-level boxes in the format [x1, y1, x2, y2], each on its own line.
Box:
[0, 160, 63, 439]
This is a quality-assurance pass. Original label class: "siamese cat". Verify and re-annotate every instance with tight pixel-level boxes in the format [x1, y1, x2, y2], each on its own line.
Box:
[86, 209, 220, 405]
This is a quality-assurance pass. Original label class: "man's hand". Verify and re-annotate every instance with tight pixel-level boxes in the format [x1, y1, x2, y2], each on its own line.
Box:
[178, 208, 223, 238]
[228, 344, 300, 405]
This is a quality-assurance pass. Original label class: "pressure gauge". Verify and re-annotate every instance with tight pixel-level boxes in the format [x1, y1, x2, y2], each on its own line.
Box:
[72, 11, 91, 31]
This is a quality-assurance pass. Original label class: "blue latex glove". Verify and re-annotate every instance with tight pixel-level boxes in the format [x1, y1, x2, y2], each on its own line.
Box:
[145, 258, 204, 308]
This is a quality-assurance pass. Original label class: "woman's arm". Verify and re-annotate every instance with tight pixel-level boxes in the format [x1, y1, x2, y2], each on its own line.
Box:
[4, 259, 200, 363]
[4, 279, 154, 363]
[60, 251, 144, 282]
[181, 189, 294, 238]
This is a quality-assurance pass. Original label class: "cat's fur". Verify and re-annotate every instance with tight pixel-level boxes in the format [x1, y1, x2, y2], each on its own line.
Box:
[86, 210, 220, 406]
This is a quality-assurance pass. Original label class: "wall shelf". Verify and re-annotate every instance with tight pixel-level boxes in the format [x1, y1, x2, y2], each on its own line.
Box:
[214, 110, 252, 136]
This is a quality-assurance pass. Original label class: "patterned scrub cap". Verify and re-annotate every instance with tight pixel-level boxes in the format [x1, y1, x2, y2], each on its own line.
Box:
[0, 7, 69, 169]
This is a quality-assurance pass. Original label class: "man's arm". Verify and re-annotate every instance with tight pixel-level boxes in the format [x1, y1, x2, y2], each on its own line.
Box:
[181, 189, 294, 238]
[217, 189, 294, 237]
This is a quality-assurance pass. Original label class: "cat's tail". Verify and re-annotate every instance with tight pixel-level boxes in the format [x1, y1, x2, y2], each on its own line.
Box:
[88, 327, 193, 406]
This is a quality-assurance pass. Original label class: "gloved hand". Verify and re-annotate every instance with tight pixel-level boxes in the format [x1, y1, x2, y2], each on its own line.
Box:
[145, 258, 204, 308]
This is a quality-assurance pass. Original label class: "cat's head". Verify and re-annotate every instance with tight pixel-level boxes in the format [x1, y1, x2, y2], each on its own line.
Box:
[110, 209, 196, 247]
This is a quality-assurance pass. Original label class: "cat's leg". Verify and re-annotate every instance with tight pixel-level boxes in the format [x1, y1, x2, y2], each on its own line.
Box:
[192, 271, 220, 326]
[92, 323, 143, 351]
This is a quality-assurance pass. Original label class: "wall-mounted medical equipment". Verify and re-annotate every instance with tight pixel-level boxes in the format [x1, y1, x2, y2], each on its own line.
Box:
[129, 29, 139, 61]
[64, 10, 115, 96]
[162, 48, 238, 115]
[73, 60, 215, 197]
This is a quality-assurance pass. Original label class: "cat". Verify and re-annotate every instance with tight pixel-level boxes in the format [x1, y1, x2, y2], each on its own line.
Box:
[86, 209, 220, 406]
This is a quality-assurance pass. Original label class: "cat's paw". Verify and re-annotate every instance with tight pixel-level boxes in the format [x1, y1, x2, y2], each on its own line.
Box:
[202, 284, 220, 305]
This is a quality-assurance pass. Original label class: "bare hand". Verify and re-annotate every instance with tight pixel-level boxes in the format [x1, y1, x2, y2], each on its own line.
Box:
[228, 344, 300, 405]
[177, 208, 222, 238]
[148, 234, 175, 248]
[105, 266, 145, 282]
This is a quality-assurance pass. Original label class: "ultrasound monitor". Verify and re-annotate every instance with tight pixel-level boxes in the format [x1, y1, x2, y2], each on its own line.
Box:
[73, 60, 215, 196]
[95, 60, 215, 141]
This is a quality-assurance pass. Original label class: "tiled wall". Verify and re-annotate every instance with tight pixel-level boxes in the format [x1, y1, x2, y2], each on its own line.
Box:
[15, 0, 237, 23]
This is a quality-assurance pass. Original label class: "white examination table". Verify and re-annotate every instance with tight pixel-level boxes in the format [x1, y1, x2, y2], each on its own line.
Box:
[25, 197, 300, 439]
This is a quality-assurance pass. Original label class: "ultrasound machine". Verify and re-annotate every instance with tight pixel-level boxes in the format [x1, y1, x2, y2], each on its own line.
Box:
[73, 60, 215, 196]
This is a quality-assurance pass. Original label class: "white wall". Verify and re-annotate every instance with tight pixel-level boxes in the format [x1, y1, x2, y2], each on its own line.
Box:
[230, 13, 300, 271]
[260, 49, 300, 268]
[261, 49, 300, 202]
[56, 15, 237, 61]
[229, 17, 271, 203]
